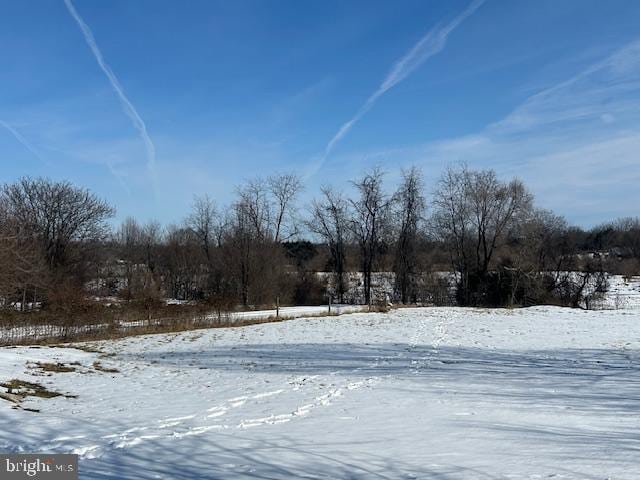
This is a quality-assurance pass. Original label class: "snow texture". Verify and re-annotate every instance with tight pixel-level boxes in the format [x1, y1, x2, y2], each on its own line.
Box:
[1, 305, 639, 479]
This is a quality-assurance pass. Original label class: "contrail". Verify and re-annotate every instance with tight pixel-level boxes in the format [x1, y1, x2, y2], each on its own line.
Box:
[0, 120, 47, 163]
[321, 0, 485, 167]
[64, 0, 157, 187]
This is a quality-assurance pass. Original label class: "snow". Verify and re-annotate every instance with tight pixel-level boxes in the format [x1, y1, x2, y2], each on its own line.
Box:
[597, 275, 640, 309]
[1, 306, 639, 479]
[227, 304, 365, 321]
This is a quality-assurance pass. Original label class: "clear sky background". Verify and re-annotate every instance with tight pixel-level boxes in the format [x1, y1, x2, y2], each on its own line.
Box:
[1, 0, 639, 227]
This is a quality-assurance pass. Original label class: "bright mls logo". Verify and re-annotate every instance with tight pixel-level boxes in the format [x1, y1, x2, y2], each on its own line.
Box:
[0, 455, 77, 479]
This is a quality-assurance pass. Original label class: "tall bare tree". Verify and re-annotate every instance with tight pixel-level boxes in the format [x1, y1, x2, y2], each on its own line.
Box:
[186, 194, 217, 264]
[392, 167, 426, 304]
[163, 224, 202, 300]
[431, 166, 472, 293]
[349, 168, 389, 306]
[116, 217, 143, 301]
[237, 179, 272, 241]
[268, 173, 303, 243]
[308, 187, 349, 303]
[141, 221, 162, 274]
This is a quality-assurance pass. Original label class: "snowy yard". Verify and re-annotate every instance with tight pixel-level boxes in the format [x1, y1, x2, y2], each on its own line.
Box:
[1, 306, 639, 479]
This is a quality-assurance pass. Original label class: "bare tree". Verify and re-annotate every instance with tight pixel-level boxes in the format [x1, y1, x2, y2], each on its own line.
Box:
[307, 187, 349, 303]
[431, 165, 473, 299]
[392, 167, 426, 304]
[116, 217, 143, 301]
[229, 179, 272, 306]
[227, 200, 253, 306]
[163, 224, 202, 300]
[1, 177, 115, 273]
[115, 217, 166, 302]
[268, 173, 303, 243]
[469, 171, 532, 279]
[222, 175, 303, 307]
[224, 198, 287, 307]
[349, 167, 389, 306]
[431, 166, 533, 305]
[213, 209, 232, 248]
[141, 221, 162, 274]
[186, 194, 217, 264]
[613, 217, 640, 260]
[503, 209, 567, 305]
[0, 229, 48, 310]
[237, 179, 272, 241]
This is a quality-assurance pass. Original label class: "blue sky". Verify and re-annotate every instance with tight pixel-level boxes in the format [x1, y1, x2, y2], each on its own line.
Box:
[1, 0, 640, 227]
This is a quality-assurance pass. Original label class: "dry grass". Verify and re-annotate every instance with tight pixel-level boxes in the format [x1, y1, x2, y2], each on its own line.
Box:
[63, 343, 105, 354]
[92, 361, 119, 373]
[1, 305, 373, 347]
[0, 379, 75, 399]
[368, 305, 391, 313]
[30, 362, 79, 373]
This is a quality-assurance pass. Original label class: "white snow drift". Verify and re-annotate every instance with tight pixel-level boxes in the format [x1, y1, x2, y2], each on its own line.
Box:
[1, 306, 639, 479]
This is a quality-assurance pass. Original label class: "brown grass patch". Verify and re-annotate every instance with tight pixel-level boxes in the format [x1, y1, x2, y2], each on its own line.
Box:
[64, 344, 105, 354]
[0, 379, 75, 399]
[30, 362, 79, 373]
[92, 361, 119, 373]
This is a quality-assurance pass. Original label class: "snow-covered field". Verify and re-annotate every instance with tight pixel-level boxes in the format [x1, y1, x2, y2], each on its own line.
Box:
[1, 306, 639, 479]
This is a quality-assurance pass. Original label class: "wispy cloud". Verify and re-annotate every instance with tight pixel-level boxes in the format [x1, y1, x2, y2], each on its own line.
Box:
[489, 39, 640, 136]
[64, 0, 157, 191]
[0, 120, 47, 164]
[321, 0, 485, 163]
[330, 38, 640, 225]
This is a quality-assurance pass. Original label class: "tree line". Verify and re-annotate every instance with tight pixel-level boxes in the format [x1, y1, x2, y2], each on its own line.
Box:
[1, 165, 638, 316]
